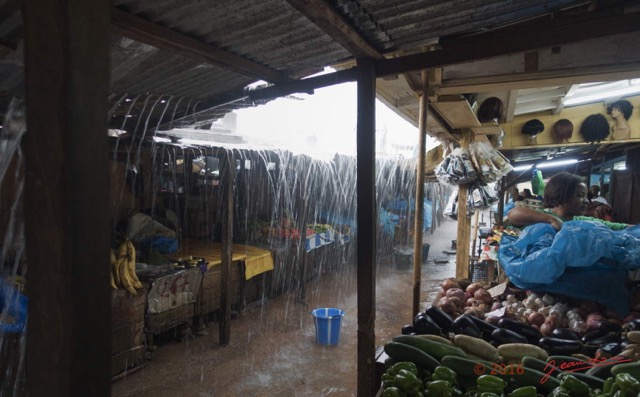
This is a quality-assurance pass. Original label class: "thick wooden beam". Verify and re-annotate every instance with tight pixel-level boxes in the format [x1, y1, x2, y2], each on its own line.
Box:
[356, 57, 376, 397]
[412, 71, 428, 317]
[377, 11, 640, 77]
[285, 0, 383, 59]
[111, 7, 291, 84]
[24, 0, 111, 395]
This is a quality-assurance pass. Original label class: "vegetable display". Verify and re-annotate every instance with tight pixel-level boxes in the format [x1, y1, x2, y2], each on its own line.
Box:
[381, 276, 640, 396]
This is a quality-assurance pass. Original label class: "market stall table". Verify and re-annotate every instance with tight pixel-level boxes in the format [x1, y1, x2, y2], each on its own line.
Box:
[170, 239, 274, 316]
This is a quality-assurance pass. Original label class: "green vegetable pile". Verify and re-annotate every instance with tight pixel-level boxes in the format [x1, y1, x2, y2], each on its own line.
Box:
[307, 223, 334, 233]
[380, 362, 640, 397]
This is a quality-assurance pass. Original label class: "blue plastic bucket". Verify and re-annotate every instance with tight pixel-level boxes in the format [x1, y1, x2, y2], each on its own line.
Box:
[311, 308, 344, 345]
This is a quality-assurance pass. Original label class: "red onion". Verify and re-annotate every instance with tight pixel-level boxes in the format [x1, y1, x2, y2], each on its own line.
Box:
[466, 282, 483, 296]
[446, 288, 465, 301]
[448, 296, 464, 309]
[528, 312, 545, 327]
[438, 297, 457, 314]
[441, 278, 460, 291]
[467, 298, 480, 307]
[541, 319, 556, 336]
[474, 289, 493, 305]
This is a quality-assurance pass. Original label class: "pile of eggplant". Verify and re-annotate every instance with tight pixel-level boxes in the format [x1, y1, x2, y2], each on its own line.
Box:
[401, 278, 640, 361]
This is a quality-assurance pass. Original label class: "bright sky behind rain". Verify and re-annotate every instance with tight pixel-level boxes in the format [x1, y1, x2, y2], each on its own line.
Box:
[234, 80, 437, 160]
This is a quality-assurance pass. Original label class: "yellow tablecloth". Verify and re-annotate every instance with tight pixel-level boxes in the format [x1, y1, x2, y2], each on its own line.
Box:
[174, 239, 274, 280]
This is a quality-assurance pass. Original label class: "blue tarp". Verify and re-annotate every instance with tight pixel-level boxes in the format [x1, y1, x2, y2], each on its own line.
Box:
[385, 199, 434, 231]
[499, 221, 640, 315]
[0, 279, 28, 333]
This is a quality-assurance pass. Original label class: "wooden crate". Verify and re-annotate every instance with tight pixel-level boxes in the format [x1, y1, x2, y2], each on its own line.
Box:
[147, 302, 195, 334]
[112, 321, 144, 355]
[111, 345, 145, 377]
[112, 288, 146, 328]
[111, 289, 146, 355]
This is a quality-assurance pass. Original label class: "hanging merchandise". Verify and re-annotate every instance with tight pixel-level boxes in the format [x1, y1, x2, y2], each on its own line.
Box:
[531, 168, 545, 197]
[443, 186, 459, 220]
[552, 119, 573, 144]
[607, 99, 634, 140]
[467, 141, 513, 183]
[468, 181, 499, 210]
[521, 119, 545, 145]
[434, 147, 478, 185]
[579, 114, 610, 143]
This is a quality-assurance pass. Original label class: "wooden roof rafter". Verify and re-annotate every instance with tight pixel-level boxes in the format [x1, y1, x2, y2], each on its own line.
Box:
[110, 7, 292, 84]
[284, 0, 384, 60]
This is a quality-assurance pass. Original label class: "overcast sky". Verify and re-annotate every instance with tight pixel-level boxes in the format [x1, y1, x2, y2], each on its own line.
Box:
[234, 81, 435, 159]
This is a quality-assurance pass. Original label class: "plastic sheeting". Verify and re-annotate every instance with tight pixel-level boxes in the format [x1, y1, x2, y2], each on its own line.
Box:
[499, 221, 640, 315]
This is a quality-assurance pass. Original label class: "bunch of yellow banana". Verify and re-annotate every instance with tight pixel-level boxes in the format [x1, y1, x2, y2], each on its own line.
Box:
[111, 240, 143, 295]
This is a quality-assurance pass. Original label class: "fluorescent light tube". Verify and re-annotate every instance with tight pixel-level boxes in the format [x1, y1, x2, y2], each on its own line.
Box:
[511, 159, 577, 172]
[564, 86, 640, 106]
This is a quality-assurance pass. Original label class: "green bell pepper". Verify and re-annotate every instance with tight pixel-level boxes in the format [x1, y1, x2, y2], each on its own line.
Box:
[382, 373, 397, 389]
[547, 386, 571, 397]
[476, 375, 507, 395]
[603, 377, 615, 394]
[508, 385, 537, 397]
[558, 373, 590, 397]
[462, 387, 479, 397]
[479, 393, 499, 397]
[432, 366, 458, 386]
[389, 362, 419, 376]
[613, 373, 640, 397]
[427, 380, 453, 397]
[381, 386, 407, 397]
[394, 369, 423, 395]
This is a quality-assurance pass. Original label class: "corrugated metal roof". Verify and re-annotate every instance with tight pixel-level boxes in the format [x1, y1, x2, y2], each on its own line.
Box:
[0, 0, 627, 131]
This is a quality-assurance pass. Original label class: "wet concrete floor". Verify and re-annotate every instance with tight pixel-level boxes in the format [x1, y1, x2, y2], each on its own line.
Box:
[111, 217, 460, 397]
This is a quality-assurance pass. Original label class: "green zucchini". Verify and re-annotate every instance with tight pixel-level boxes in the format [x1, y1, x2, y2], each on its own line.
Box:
[611, 361, 640, 380]
[413, 333, 455, 346]
[383, 341, 440, 371]
[585, 360, 616, 380]
[521, 356, 563, 378]
[501, 367, 561, 393]
[546, 355, 592, 373]
[568, 372, 605, 390]
[440, 355, 497, 378]
[393, 334, 467, 361]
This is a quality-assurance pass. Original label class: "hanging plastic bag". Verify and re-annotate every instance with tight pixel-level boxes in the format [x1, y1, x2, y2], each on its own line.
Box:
[435, 148, 479, 185]
[443, 187, 459, 220]
[468, 141, 513, 183]
[531, 168, 545, 196]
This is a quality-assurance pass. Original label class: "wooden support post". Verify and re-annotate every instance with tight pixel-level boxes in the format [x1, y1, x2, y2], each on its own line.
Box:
[455, 131, 472, 280]
[356, 57, 377, 397]
[412, 70, 428, 317]
[219, 151, 234, 345]
[24, 0, 111, 395]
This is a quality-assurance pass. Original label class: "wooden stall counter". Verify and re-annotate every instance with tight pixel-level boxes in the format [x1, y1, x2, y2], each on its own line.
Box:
[170, 239, 275, 317]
